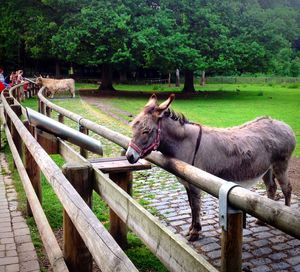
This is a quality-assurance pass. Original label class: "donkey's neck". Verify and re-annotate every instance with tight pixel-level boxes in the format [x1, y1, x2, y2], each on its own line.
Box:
[158, 118, 199, 163]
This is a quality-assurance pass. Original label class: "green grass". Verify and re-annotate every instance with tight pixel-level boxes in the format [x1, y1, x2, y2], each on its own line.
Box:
[91, 82, 300, 156]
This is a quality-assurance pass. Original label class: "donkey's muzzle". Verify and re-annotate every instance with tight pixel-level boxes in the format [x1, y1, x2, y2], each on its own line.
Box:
[126, 146, 140, 164]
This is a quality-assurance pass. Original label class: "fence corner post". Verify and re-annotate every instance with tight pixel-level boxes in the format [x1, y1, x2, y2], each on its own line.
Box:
[219, 182, 243, 272]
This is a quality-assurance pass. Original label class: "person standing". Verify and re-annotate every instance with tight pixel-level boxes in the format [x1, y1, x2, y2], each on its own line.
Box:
[0, 68, 9, 88]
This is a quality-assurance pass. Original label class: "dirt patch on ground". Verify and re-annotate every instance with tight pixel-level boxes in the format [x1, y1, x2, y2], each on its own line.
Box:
[288, 157, 300, 196]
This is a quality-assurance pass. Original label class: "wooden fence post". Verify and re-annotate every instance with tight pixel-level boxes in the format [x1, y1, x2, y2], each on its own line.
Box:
[16, 87, 21, 102]
[37, 97, 40, 113]
[221, 209, 243, 272]
[24, 121, 42, 216]
[79, 125, 88, 158]
[58, 113, 64, 124]
[63, 163, 93, 272]
[10, 105, 23, 165]
[40, 101, 45, 114]
[108, 149, 132, 249]
[36, 129, 59, 155]
[46, 106, 51, 118]
[4, 98, 14, 132]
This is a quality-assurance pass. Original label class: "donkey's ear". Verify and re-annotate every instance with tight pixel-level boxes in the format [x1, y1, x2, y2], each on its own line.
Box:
[145, 93, 158, 108]
[156, 94, 175, 116]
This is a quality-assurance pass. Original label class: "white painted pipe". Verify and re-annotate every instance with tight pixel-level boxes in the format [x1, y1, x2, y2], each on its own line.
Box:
[26, 107, 103, 155]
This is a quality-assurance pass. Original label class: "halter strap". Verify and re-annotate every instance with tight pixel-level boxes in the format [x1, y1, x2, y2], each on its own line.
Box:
[129, 119, 162, 158]
[191, 124, 202, 165]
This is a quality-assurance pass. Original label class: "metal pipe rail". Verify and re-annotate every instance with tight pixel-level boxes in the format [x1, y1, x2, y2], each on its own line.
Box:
[38, 88, 300, 240]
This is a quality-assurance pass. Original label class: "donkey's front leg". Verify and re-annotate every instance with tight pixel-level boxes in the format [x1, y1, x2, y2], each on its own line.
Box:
[185, 184, 202, 241]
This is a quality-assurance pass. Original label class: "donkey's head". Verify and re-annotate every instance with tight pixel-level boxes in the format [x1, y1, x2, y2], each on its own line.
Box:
[126, 94, 175, 164]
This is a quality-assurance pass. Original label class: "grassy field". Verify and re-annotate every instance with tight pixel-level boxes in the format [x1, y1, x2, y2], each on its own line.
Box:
[78, 82, 300, 156]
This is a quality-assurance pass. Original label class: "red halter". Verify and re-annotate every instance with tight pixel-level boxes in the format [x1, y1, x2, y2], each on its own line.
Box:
[129, 120, 162, 158]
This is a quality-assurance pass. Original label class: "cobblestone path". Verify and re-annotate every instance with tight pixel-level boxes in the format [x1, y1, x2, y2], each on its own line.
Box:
[80, 96, 300, 272]
[0, 153, 39, 272]
[133, 166, 300, 272]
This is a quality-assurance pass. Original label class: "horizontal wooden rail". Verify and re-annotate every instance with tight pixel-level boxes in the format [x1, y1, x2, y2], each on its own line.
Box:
[38, 89, 300, 239]
[58, 139, 216, 272]
[4, 123, 69, 272]
[1, 92, 138, 272]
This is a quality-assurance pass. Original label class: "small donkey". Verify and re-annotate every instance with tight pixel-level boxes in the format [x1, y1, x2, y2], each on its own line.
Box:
[126, 94, 296, 241]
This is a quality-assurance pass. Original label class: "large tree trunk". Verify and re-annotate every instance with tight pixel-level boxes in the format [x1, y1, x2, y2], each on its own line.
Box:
[99, 63, 115, 91]
[119, 71, 128, 84]
[201, 70, 206, 86]
[175, 68, 180, 87]
[182, 70, 195, 93]
[55, 61, 61, 77]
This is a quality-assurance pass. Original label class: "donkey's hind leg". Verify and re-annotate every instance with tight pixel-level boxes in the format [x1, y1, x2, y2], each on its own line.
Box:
[256, 169, 277, 226]
[263, 168, 277, 200]
[185, 184, 202, 241]
[273, 160, 292, 206]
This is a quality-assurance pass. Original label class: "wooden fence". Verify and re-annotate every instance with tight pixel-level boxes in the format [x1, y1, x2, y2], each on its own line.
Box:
[206, 76, 300, 84]
[1, 83, 299, 272]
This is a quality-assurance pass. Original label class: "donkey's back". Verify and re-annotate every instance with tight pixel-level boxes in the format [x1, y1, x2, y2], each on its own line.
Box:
[201, 116, 295, 205]
[229, 116, 295, 159]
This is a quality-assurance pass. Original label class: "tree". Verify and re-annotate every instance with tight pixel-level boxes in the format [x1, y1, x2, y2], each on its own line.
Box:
[52, 1, 132, 90]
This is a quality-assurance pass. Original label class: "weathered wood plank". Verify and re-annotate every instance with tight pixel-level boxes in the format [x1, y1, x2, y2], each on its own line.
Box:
[24, 121, 42, 216]
[2, 96, 138, 272]
[90, 156, 151, 173]
[4, 124, 69, 272]
[59, 139, 88, 164]
[36, 129, 59, 154]
[109, 171, 132, 249]
[63, 163, 93, 272]
[10, 105, 23, 164]
[93, 168, 217, 272]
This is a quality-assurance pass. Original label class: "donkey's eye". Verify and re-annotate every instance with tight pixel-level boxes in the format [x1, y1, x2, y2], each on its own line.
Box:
[142, 130, 150, 135]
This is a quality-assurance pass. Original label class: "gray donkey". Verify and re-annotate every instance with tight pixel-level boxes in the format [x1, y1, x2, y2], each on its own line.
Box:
[126, 94, 296, 241]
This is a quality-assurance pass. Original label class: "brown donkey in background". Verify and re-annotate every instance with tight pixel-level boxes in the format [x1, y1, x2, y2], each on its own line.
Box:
[126, 94, 296, 241]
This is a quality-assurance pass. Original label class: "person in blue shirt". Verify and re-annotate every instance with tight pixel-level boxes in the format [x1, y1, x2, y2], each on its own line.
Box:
[0, 68, 9, 88]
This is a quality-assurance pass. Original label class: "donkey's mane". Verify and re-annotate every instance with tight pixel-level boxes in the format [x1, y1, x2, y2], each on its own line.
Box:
[164, 108, 189, 125]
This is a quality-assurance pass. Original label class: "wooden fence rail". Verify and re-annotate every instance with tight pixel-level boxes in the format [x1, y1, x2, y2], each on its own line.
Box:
[2, 84, 217, 272]
[4, 121, 69, 272]
[1, 85, 138, 272]
[37, 88, 300, 240]
[36, 86, 300, 271]
[1, 82, 299, 272]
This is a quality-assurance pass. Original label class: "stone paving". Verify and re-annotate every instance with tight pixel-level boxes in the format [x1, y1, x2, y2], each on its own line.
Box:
[0, 153, 39, 272]
[133, 166, 300, 272]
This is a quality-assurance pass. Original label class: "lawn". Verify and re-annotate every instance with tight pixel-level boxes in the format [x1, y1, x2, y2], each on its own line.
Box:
[78, 82, 300, 156]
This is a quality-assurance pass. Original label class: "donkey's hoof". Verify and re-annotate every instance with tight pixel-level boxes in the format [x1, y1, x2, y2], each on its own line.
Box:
[187, 232, 199, 242]
[255, 219, 266, 226]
